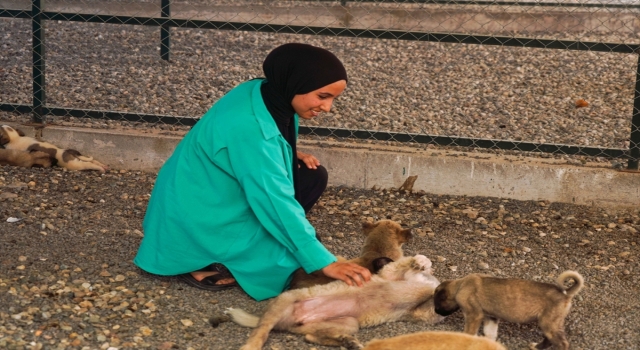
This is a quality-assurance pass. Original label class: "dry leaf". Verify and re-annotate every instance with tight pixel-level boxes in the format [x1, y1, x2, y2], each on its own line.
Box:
[575, 99, 589, 108]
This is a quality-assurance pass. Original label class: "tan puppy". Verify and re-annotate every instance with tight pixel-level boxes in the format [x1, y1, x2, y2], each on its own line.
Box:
[363, 331, 508, 350]
[0, 148, 52, 168]
[0, 125, 107, 173]
[226, 254, 443, 350]
[433, 271, 584, 350]
[289, 219, 412, 289]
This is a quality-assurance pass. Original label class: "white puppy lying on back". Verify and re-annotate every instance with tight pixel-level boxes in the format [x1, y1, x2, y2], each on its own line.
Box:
[226, 254, 444, 350]
[0, 125, 107, 172]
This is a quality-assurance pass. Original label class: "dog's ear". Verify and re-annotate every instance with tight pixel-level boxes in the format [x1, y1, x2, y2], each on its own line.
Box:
[371, 257, 394, 274]
[362, 220, 378, 236]
[0, 130, 8, 147]
[397, 228, 412, 243]
[15, 128, 25, 137]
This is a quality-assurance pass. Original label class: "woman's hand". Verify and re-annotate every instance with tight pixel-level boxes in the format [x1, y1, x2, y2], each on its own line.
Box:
[297, 151, 320, 169]
[321, 261, 372, 287]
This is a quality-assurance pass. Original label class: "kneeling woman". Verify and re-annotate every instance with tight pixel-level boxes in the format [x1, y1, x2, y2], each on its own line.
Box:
[134, 43, 371, 301]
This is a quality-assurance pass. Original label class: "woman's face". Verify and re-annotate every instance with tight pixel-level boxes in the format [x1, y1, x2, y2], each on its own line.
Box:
[291, 80, 347, 120]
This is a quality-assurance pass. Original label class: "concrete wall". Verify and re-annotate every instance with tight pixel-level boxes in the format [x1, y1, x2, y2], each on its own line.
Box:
[3, 0, 637, 35]
[6, 124, 639, 208]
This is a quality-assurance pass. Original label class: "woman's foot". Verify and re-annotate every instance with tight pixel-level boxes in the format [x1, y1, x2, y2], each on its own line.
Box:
[178, 263, 238, 291]
[190, 270, 236, 285]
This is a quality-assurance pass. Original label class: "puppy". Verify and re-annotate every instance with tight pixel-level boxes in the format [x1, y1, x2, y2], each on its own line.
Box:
[0, 149, 52, 168]
[434, 271, 584, 350]
[0, 125, 107, 172]
[362, 331, 507, 350]
[289, 219, 412, 289]
[226, 254, 443, 350]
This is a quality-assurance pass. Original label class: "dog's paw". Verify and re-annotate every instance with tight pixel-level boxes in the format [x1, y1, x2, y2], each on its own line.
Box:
[90, 159, 108, 172]
[338, 335, 364, 350]
[410, 254, 432, 271]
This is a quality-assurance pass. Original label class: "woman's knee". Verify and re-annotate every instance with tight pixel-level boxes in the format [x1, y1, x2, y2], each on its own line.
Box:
[315, 165, 328, 190]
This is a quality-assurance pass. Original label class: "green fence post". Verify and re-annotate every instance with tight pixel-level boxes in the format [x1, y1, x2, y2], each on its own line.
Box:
[628, 55, 640, 170]
[161, 0, 170, 61]
[32, 0, 45, 123]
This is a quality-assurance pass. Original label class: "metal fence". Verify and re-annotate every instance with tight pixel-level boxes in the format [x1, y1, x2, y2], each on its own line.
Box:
[1, 0, 639, 169]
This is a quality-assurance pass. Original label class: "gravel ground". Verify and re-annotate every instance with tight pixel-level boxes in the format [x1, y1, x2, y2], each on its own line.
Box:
[0, 166, 639, 350]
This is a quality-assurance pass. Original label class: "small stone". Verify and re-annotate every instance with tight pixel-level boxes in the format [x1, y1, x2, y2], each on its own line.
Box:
[159, 342, 177, 350]
[114, 275, 125, 282]
[462, 208, 479, 219]
[18, 256, 27, 262]
[139, 326, 153, 336]
[180, 319, 193, 327]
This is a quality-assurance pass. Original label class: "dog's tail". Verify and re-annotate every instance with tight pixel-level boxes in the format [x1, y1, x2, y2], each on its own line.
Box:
[225, 308, 260, 328]
[556, 270, 584, 298]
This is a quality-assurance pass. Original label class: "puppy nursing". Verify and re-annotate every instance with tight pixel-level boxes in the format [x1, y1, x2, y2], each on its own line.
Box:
[227, 254, 443, 350]
[289, 219, 411, 289]
[0, 125, 107, 172]
[434, 271, 584, 350]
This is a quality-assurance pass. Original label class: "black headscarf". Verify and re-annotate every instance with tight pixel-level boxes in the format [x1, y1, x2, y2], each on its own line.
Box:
[260, 43, 348, 200]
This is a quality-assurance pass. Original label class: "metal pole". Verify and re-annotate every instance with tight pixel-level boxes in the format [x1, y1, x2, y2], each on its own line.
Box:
[161, 0, 170, 61]
[32, 0, 45, 124]
[628, 54, 640, 170]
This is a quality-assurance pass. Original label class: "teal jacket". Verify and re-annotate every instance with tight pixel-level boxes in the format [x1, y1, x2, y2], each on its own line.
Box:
[134, 79, 336, 301]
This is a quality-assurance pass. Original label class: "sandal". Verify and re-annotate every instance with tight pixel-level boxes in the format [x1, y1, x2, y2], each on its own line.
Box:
[178, 264, 239, 291]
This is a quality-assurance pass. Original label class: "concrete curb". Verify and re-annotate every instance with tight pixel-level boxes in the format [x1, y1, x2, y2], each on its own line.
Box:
[4, 123, 639, 208]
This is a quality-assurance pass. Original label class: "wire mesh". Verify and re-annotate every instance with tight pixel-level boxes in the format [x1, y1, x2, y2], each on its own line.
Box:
[0, 0, 639, 168]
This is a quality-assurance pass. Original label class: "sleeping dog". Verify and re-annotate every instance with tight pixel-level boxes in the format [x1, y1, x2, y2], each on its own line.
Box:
[226, 254, 443, 350]
[0, 125, 107, 172]
[0, 148, 52, 168]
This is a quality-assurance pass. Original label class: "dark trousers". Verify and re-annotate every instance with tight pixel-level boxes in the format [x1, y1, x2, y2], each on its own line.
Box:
[297, 161, 328, 214]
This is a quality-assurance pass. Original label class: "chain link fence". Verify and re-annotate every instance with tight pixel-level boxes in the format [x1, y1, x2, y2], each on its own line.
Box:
[1, 0, 639, 169]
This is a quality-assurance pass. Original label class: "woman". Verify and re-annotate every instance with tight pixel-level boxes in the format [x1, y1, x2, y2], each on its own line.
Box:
[134, 43, 371, 301]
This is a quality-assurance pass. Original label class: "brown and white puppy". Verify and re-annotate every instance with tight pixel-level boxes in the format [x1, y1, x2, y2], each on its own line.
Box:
[0, 148, 52, 168]
[0, 125, 107, 173]
[434, 271, 584, 350]
[226, 254, 443, 350]
[289, 219, 412, 289]
[362, 331, 508, 350]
